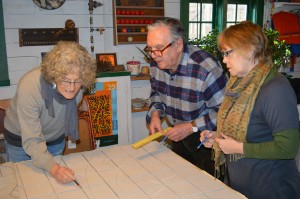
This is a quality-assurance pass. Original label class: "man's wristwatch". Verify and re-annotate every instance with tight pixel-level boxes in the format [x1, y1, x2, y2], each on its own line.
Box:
[191, 121, 198, 133]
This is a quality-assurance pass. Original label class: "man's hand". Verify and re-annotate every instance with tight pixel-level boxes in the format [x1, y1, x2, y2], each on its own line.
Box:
[164, 123, 193, 142]
[50, 163, 76, 184]
[149, 111, 163, 134]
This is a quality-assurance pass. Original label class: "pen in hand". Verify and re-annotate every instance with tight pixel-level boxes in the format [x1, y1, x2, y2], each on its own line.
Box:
[160, 135, 168, 144]
[160, 127, 173, 144]
[73, 179, 82, 188]
[197, 130, 212, 150]
[59, 159, 81, 187]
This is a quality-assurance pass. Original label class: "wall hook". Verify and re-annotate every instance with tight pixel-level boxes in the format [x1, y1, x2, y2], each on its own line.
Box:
[88, 0, 103, 14]
[98, 27, 105, 35]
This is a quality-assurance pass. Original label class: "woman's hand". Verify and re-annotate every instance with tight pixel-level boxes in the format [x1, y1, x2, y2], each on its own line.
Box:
[215, 133, 244, 154]
[200, 130, 216, 148]
[50, 163, 76, 184]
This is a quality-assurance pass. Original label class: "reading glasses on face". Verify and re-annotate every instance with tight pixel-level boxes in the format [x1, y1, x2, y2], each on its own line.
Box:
[61, 80, 82, 87]
[221, 49, 234, 57]
[144, 41, 174, 57]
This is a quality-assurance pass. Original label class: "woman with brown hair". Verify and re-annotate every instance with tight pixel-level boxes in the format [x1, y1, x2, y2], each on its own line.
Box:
[200, 21, 300, 198]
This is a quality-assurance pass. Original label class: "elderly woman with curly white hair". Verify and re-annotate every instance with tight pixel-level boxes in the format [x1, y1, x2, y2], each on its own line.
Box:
[4, 41, 96, 184]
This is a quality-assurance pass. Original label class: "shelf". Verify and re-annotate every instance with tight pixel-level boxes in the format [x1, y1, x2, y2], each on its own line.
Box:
[117, 24, 155, 27]
[116, 15, 164, 18]
[274, 2, 300, 7]
[274, 2, 300, 13]
[113, 0, 165, 45]
[118, 41, 147, 44]
[96, 71, 130, 78]
[117, 32, 147, 34]
[95, 71, 149, 80]
[132, 105, 149, 112]
[116, 6, 164, 10]
[130, 74, 150, 81]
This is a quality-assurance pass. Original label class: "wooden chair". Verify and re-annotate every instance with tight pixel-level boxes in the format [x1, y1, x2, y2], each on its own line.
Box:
[63, 111, 96, 155]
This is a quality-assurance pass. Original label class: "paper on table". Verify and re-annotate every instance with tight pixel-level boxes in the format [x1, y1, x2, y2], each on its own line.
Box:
[0, 162, 18, 199]
[5, 142, 247, 199]
[131, 127, 172, 149]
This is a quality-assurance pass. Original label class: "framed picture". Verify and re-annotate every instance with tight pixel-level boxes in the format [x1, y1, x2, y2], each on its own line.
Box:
[96, 53, 117, 72]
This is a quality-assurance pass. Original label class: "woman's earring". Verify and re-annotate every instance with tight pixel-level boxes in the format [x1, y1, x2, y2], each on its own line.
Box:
[52, 83, 56, 89]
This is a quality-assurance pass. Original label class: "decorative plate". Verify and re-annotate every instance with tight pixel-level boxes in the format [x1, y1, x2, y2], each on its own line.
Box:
[33, 0, 66, 10]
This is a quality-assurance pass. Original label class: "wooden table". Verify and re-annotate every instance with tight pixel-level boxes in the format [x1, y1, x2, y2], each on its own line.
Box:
[0, 142, 247, 199]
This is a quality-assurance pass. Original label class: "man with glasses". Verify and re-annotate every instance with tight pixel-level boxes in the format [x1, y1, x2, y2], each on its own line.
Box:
[145, 17, 227, 177]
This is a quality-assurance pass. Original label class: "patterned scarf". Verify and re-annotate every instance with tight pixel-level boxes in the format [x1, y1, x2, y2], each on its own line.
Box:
[40, 76, 79, 141]
[214, 62, 271, 177]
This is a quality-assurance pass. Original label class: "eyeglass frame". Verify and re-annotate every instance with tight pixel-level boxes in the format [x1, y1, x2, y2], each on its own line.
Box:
[60, 79, 82, 87]
[143, 41, 175, 57]
[221, 49, 234, 57]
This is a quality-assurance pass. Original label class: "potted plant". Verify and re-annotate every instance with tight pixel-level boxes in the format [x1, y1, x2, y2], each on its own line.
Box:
[188, 28, 291, 73]
[263, 28, 291, 71]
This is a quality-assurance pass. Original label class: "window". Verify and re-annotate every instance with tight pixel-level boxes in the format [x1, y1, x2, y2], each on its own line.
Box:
[226, 0, 247, 27]
[0, 0, 10, 87]
[180, 0, 264, 40]
[189, 1, 213, 40]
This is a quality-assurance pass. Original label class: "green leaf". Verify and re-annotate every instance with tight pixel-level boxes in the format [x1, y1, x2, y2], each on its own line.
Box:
[188, 28, 291, 73]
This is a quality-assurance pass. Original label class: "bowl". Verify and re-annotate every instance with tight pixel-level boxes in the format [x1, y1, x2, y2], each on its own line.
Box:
[131, 98, 146, 109]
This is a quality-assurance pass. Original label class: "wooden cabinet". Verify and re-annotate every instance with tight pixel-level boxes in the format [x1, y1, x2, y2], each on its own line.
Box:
[113, 0, 165, 45]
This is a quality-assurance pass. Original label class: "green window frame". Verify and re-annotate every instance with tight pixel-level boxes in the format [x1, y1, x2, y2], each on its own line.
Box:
[0, 0, 10, 86]
[226, 0, 248, 27]
[180, 0, 264, 40]
[187, 0, 214, 39]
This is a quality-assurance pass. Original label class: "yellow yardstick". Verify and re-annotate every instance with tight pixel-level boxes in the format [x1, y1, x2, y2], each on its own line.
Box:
[131, 127, 172, 149]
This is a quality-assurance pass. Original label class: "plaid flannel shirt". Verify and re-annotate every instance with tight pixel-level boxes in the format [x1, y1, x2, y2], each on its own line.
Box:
[146, 44, 228, 131]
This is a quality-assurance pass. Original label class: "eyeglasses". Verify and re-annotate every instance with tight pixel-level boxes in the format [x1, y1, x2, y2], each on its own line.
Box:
[60, 79, 82, 87]
[144, 41, 174, 57]
[221, 49, 234, 57]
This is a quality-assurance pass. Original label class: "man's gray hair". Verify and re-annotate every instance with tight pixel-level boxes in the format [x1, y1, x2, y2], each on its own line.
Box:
[147, 17, 186, 45]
